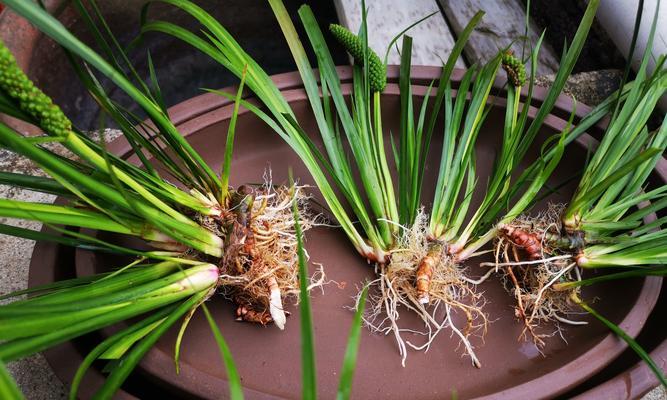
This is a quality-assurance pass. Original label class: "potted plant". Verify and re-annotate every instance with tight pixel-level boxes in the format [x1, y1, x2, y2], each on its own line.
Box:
[0, 0, 665, 398]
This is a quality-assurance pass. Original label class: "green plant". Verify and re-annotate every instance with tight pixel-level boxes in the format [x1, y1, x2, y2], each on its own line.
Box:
[493, 2, 667, 385]
[136, 0, 621, 368]
[1, 0, 665, 394]
[0, 177, 367, 399]
[0, 0, 348, 397]
[0, 360, 24, 400]
[2, 0, 331, 326]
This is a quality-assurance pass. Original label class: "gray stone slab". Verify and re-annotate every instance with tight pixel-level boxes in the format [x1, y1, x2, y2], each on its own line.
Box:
[438, 0, 559, 75]
[645, 387, 667, 400]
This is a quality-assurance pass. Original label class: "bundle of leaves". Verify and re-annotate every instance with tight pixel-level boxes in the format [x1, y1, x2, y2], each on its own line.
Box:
[0, 0, 665, 394]
[135, 0, 637, 368]
[493, 3, 667, 385]
[0, 0, 340, 396]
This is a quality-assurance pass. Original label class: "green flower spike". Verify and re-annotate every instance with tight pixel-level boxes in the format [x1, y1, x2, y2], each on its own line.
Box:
[0, 41, 72, 136]
[329, 23, 387, 92]
[501, 50, 526, 87]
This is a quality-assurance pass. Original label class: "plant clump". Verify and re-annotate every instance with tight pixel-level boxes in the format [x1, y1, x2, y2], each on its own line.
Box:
[363, 210, 487, 367]
[0, 33, 320, 332]
[2, 0, 667, 395]
[494, 6, 667, 347]
[177, 0, 607, 368]
[0, 13, 330, 399]
[493, 204, 583, 346]
[217, 182, 315, 329]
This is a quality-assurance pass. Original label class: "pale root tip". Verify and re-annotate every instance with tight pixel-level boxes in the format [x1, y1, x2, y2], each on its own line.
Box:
[269, 287, 286, 330]
[273, 317, 286, 330]
[419, 295, 430, 304]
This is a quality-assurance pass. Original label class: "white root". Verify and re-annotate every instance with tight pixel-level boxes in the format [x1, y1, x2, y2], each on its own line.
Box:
[554, 315, 588, 326]
[446, 304, 481, 368]
[462, 267, 496, 285]
[526, 262, 576, 325]
[217, 171, 322, 329]
[381, 275, 409, 366]
[267, 276, 286, 330]
[494, 204, 586, 345]
[479, 254, 572, 268]
[359, 210, 486, 367]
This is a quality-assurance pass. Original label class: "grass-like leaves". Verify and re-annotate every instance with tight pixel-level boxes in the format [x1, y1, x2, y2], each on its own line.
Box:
[1, 0, 666, 395]
[0, 361, 23, 400]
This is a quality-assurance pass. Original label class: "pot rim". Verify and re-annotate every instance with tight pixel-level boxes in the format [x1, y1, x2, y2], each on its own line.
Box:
[573, 341, 667, 399]
[140, 66, 598, 139]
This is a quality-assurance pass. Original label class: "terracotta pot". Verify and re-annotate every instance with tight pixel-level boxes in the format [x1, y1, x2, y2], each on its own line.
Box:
[25, 67, 665, 399]
[4, 1, 665, 397]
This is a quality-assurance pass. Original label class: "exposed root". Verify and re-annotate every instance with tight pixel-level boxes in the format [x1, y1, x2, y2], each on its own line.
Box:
[554, 314, 588, 326]
[359, 210, 487, 367]
[415, 242, 442, 304]
[500, 226, 544, 260]
[498, 203, 563, 260]
[216, 175, 319, 329]
[462, 266, 496, 285]
[234, 300, 273, 325]
[494, 204, 584, 346]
